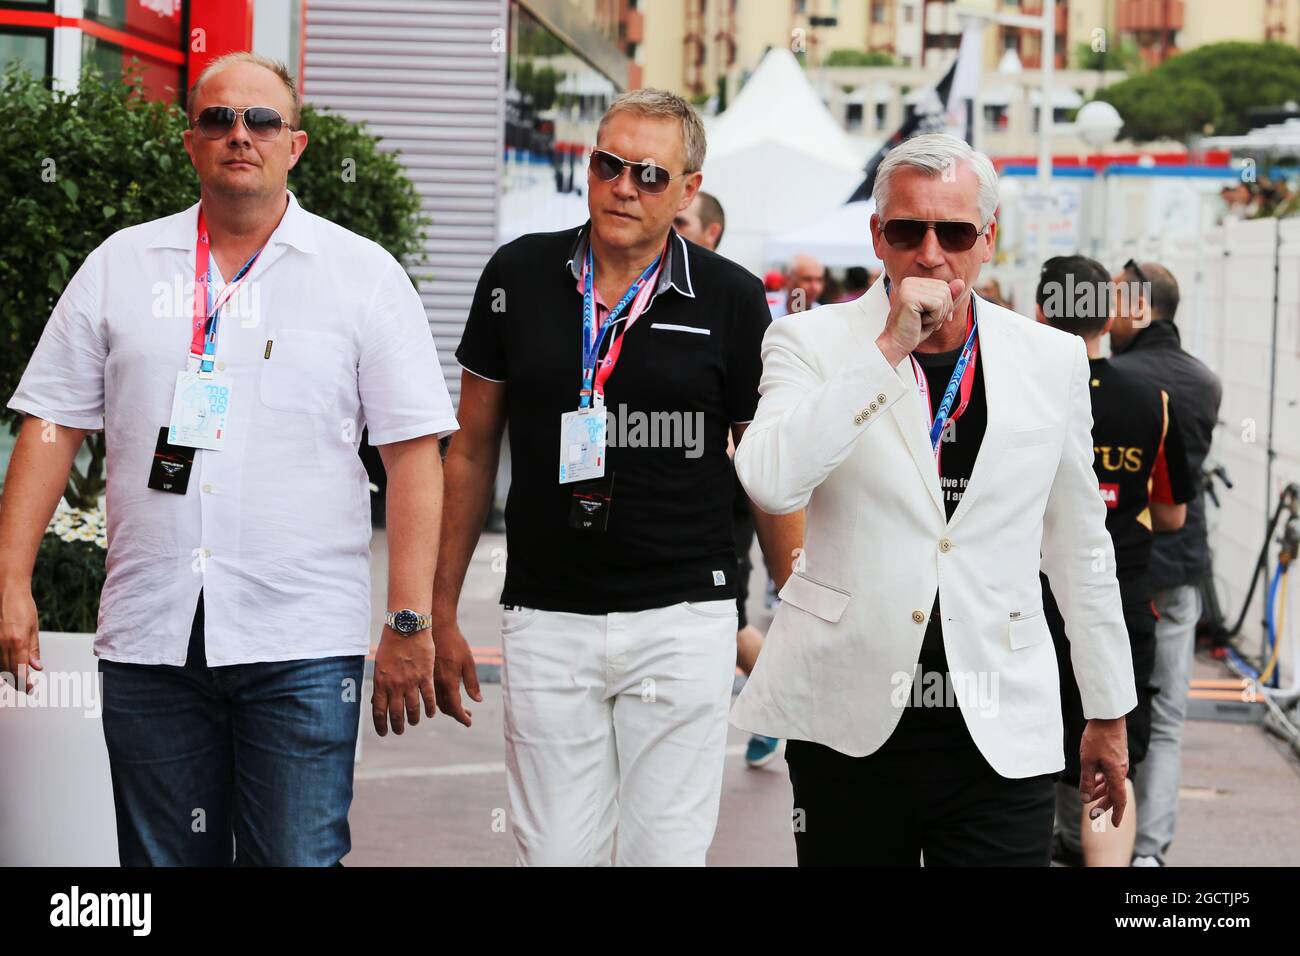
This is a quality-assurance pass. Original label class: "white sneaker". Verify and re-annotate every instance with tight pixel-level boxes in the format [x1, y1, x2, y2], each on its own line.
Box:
[1131, 855, 1162, 867]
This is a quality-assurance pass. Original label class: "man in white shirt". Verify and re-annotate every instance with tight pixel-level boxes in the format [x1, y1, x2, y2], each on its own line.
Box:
[0, 53, 457, 866]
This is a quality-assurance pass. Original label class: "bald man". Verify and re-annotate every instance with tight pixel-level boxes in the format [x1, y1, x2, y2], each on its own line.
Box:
[770, 254, 826, 319]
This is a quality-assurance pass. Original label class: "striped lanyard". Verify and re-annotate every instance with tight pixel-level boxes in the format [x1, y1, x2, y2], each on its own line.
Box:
[910, 298, 979, 470]
[191, 208, 265, 378]
[579, 241, 662, 409]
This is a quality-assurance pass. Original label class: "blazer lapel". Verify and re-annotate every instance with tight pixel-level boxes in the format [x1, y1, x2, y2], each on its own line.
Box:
[947, 297, 1013, 529]
[854, 282, 945, 520]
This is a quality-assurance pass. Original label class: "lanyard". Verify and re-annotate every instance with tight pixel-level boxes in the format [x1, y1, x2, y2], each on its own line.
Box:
[191, 208, 265, 377]
[580, 241, 662, 409]
[909, 298, 979, 469]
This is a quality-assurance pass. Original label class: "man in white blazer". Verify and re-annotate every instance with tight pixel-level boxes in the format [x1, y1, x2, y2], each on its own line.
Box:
[733, 133, 1136, 866]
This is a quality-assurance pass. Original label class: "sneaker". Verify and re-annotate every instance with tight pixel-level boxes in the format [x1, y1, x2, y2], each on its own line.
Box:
[1131, 855, 1162, 867]
[745, 734, 782, 768]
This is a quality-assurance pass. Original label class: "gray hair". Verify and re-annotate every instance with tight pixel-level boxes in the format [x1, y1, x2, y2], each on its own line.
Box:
[598, 88, 707, 174]
[873, 132, 999, 227]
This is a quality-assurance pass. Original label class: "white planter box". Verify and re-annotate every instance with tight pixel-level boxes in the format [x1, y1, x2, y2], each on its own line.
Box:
[0, 632, 118, 866]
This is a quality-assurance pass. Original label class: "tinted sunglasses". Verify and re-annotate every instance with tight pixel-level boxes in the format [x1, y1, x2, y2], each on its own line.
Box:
[881, 218, 986, 252]
[193, 105, 290, 141]
[589, 148, 678, 195]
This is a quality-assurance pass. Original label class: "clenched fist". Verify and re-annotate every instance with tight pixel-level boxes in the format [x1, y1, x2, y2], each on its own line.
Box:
[875, 276, 967, 367]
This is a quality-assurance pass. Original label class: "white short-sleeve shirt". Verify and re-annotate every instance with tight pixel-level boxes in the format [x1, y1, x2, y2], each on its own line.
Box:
[8, 192, 459, 665]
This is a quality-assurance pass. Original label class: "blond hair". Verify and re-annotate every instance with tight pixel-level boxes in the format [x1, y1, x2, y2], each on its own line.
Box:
[598, 88, 707, 173]
[187, 52, 300, 127]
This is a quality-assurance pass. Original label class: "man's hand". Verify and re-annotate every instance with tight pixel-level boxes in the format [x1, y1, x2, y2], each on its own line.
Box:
[431, 618, 482, 727]
[371, 628, 436, 736]
[875, 276, 967, 366]
[1079, 716, 1129, 825]
[0, 583, 42, 694]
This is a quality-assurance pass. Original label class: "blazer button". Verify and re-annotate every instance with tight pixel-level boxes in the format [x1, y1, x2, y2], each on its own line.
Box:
[854, 415, 863, 425]
[912, 610, 926, 624]
[939, 537, 953, 552]
[877, 392, 887, 404]
[869, 401, 878, 411]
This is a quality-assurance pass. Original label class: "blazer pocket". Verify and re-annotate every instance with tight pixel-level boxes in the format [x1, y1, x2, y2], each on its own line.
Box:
[778, 572, 851, 623]
[1007, 426, 1054, 449]
[1008, 609, 1049, 650]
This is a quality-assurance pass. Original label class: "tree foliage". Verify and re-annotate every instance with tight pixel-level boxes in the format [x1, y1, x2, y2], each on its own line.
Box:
[1091, 41, 1300, 142]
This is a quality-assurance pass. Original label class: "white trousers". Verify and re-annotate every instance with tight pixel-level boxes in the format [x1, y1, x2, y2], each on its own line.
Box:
[500, 599, 737, 866]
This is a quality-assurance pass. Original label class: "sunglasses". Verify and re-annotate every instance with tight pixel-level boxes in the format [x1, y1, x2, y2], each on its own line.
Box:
[881, 218, 986, 252]
[193, 105, 290, 141]
[589, 148, 679, 195]
[1123, 258, 1149, 285]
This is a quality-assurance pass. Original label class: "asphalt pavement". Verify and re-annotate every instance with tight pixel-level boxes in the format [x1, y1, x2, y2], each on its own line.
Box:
[346, 530, 1300, 866]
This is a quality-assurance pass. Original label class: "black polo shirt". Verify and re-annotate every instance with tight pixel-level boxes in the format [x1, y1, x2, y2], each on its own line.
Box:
[456, 222, 771, 614]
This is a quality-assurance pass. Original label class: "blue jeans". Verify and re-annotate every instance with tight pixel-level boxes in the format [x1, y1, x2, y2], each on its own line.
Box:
[99, 593, 365, 866]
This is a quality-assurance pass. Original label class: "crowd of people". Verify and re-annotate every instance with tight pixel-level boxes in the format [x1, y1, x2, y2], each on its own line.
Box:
[0, 50, 1227, 867]
[1219, 177, 1300, 222]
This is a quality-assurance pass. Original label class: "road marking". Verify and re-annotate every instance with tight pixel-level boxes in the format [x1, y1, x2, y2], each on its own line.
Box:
[356, 744, 751, 781]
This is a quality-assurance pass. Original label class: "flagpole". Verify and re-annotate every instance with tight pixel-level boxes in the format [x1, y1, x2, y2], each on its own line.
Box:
[1037, 0, 1056, 271]
[954, 1, 1056, 267]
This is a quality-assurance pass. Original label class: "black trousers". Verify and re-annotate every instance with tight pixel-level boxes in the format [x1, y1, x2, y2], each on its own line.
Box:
[785, 725, 1056, 866]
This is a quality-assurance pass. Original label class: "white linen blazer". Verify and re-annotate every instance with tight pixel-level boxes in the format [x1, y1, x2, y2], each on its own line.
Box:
[732, 279, 1136, 778]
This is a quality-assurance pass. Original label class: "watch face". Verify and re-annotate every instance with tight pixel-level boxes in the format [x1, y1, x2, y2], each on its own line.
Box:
[393, 609, 420, 634]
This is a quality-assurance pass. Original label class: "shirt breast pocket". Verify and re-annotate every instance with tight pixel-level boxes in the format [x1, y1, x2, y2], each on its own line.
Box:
[259, 329, 353, 415]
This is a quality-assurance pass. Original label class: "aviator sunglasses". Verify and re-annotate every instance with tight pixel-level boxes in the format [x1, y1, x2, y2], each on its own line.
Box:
[589, 148, 680, 195]
[193, 105, 291, 141]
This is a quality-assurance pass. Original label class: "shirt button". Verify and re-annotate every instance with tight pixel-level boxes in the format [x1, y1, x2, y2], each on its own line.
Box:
[940, 537, 953, 553]
[912, 610, 926, 624]
[202, 483, 213, 494]
[216, 361, 226, 371]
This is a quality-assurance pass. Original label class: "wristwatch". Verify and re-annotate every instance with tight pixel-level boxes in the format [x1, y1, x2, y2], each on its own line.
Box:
[385, 609, 433, 636]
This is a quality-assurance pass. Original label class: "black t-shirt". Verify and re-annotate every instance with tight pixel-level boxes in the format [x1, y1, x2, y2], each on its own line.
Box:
[876, 338, 989, 767]
[1085, 357, 1196, 584]
[455, 223, 771, 614]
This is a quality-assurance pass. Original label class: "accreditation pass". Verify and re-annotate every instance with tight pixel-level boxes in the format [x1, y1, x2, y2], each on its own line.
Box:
[558, 407, 606, 484]
[168, 370, 233, 451]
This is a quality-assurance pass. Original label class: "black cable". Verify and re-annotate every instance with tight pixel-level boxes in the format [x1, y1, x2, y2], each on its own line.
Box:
[1221, 485, 1299, 660]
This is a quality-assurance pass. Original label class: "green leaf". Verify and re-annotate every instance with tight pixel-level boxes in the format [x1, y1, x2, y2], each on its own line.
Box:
[102, 205, 116, 219]
[60, 179, 79, 203]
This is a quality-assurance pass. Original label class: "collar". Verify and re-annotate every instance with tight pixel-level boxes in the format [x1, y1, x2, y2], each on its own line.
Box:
[1115, 318, 1181, 354]
[146, 191, 320, 254]
[566, 221, 696, 300]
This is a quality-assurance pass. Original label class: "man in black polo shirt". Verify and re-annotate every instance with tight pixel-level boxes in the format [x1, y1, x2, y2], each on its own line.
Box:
[431, 90, 801, 866]
[1034, 255, 1195, 866]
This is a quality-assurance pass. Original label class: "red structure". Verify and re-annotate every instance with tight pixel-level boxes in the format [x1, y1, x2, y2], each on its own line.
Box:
[0, 0, 255, 104]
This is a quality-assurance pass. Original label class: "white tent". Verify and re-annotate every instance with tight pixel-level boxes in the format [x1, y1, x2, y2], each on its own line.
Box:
[766, 199, 883, 270]
[702, 47, 869, 273]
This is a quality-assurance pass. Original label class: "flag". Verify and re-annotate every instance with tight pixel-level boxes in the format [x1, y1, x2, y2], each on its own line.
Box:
[845, 22, 985, 204]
